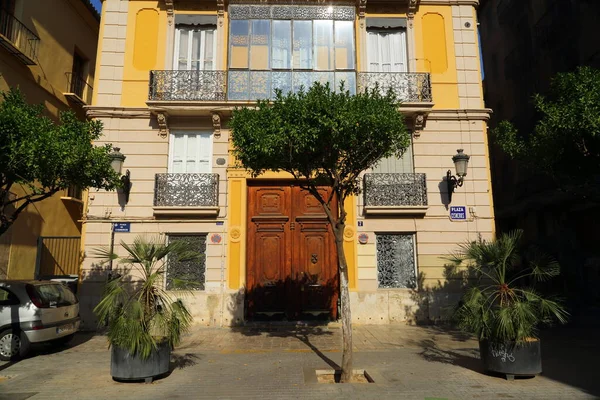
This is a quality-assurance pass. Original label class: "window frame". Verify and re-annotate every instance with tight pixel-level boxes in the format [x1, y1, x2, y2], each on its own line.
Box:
[174, 24, 218, 71]
[366, 28, 408, 73]
[168, 130, 213, 174]
[166, 234, 208, 291]
[375, 232, 418, 290]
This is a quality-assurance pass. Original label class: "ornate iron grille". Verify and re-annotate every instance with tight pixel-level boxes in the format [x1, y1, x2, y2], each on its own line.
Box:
[229, 4, 355, 20]
[357, 72, 432, 103]
[376, 234, 416, 289]
[149, 70, 227, 101]
[154, 173, 219, 207]
[363, 173, 428, 207]
[166, 235, 206, 290]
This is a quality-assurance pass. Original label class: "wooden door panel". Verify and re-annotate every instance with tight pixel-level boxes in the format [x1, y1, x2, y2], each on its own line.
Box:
[247, 183, 338, 320]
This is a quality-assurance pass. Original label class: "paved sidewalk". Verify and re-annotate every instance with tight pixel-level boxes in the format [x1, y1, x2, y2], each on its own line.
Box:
[0, 324, 598, 400]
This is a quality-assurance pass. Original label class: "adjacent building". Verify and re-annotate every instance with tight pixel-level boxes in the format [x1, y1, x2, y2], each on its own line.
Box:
[478, 0, 600, 307]
[0, 0, 100, 280]
[80, 0, 494, 327]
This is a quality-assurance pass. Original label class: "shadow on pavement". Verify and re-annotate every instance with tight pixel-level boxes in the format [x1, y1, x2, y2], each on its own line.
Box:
[232, 325, 338, 369]
[412, 324, 600, 397]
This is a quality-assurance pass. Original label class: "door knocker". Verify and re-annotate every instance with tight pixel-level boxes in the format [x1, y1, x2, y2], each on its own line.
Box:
[311, 253, 318, 264]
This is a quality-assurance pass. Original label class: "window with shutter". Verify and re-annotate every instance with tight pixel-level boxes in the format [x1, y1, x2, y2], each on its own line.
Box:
[367, 29, 407, 73]
[169, 131, 212, 173]
[373, 138, 414, 174]
[174, 25, 217, 71]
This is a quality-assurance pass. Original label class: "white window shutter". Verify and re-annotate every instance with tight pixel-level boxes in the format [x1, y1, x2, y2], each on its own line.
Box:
[169, 132, 212, 173]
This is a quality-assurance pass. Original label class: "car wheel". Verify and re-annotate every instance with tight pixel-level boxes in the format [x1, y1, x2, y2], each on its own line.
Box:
[53, 333, 75, 346]
[0, 329, 30, 361]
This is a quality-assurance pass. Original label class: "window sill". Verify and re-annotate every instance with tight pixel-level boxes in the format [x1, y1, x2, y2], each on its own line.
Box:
[60, 196, 84, 205]
[63, 92, 87, 106]
[363, 205, 428, 216]
[153, 206, 219, 217]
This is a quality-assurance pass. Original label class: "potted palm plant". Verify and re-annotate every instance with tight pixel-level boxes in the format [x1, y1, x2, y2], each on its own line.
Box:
[93, 235, 197, 383]
[450, 230, 568, 380]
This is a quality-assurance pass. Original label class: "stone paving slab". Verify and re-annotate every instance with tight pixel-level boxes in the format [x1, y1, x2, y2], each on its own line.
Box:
[0, 324, 598, 400]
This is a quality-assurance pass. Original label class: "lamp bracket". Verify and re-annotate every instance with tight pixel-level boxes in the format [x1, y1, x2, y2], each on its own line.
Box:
[446, 170, 464, 204]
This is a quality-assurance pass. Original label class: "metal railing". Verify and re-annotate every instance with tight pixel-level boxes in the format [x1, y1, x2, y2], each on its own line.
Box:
[363, 173, 428, 207]
[357, 72, 432, 102]
[66, 72, 93, 104]
[154, 173, 219, 207]
[35, 236, 81, 278]
[149, 70, 227, 101]
[149, 70, 432, 103]
[67, 184, 82, 200]
[0, 7, 39, 64]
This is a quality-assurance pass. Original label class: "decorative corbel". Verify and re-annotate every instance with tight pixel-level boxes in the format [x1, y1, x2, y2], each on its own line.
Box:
[413, 113, 426, 138]
[357, 0, 367, 28]
[407, 0, 419, 28]
[156, 112, 169, 138]
[217, 0, 225, 27]
[165, 0, 174, 26]
[212, 112, 222, 139]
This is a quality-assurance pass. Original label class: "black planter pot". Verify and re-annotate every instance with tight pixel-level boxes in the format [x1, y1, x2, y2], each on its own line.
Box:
[479, 339, 542, 380]
[111, 342, 171, 383]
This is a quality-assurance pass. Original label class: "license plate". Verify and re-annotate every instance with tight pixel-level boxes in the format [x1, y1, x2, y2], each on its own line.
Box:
[56, 323, 73, 334]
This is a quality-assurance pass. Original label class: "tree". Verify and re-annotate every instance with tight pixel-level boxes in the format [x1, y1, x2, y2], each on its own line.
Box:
[230, 83, 410, 382]
[0, 88, 120, 236]
[493, 66, 600, 199]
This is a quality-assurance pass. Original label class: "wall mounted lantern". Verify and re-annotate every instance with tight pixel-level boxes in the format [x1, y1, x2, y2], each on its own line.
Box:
[446, 149, 470, 203]
[109, 147, 131, 204]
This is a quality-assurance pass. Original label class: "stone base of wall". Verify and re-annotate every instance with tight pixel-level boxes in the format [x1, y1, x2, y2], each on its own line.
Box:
[350, 290, 461, 325]
[79, 284, 461, 330]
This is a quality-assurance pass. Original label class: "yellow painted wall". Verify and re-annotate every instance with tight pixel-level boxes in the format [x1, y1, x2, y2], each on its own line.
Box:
[414, 5, 459, 108]
[0, 0, 98, 279]
[121, 1, 167, 107]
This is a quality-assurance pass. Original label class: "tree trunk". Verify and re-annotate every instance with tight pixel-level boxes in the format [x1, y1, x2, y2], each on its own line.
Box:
[334, 224, 353, 383]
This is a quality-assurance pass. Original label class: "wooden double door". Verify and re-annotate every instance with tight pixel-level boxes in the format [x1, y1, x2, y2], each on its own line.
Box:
[246, 183, 339, 320]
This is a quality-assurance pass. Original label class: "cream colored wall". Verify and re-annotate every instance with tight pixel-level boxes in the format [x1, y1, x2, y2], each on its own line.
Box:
[353, 115, 494, 323]
[80, 114, 231, 328]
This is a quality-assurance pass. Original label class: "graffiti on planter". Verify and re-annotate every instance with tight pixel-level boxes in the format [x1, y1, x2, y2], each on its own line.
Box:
[491, 343, 515, 363]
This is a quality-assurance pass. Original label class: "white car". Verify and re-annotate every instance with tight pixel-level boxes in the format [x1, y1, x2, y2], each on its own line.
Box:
[0, 280, 81, 361]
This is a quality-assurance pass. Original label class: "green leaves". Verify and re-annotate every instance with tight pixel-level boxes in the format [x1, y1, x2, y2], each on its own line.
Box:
[0, 88, 121, 235]
[450, 230, 569, 343]
[230, 82, 410, 200]
[93, 235, 197, 359]
[492, 66, 600, 193]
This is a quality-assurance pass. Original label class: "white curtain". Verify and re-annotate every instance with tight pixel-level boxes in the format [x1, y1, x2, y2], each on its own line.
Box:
[367, 30, 407, 73]
[175, 26, 217, 70]
[169, 132, 212, 173]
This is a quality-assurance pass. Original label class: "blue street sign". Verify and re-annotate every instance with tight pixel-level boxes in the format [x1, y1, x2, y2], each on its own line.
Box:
[113, 222, 131, 232]
[450, 206, 467, 220]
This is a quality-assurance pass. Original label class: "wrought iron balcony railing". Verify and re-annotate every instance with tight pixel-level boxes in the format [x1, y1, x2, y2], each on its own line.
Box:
[154, 173, 219, 207]
[149, 70, 227, 101]
[148, 70, 432, 104]
[65, 72, 93, 105]
[0, 7, 39, 64]
[357, 72, 432, 103]
[363, 173, 428, 207]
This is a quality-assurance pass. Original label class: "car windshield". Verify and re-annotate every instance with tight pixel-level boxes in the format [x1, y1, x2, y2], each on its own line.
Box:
[34, 284, 78, 307]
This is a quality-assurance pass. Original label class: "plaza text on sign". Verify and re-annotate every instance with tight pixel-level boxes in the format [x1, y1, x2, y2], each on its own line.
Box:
[113, 222, 131, 232]
[450, 206, 467, 220]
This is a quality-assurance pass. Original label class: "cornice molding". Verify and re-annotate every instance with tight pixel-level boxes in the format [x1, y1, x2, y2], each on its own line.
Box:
[428, 108, 492, 121]
[419, 0, 479, 6]
[85, 106, 152, 119]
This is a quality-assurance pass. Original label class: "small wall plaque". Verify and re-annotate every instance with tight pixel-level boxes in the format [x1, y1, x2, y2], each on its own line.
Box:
[216, 158, 226, 165]
[358, 233, 369, 244]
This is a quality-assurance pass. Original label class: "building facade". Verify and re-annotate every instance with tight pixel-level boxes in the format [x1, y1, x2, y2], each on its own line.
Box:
[0, 0, 99, 280]
[478, 0, 600, 308]
[80, 0, 494, 328]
